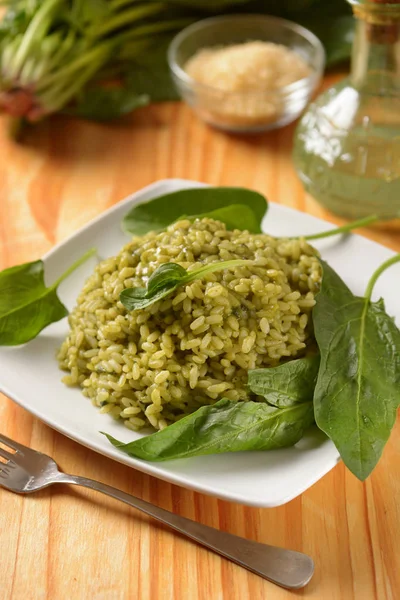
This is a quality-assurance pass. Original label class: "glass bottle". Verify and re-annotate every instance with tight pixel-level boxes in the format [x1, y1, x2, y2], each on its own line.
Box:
[293, 1, 400, 220]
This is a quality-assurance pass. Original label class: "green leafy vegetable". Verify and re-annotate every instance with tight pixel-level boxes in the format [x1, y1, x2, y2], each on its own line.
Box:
[122, 187, 268, 236]
[313, 257, 400, 481]
[298, 10, 354, 67]
[103, 397, 315, 461]
[120, 259, 252, 311]
[114, 37, 181, 104]
[0, 0, 194, 124]
[66, 87, 150, 122]
[123, 187, 379, 242]
[0, 248, 95, 345]
[248, 355, 320, 408]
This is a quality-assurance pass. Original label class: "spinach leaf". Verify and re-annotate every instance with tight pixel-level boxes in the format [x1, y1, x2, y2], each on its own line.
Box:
[103, 398, 314, 461]
[298, 9, 354, 67]
[123, 186, 378, 243]
[120, 37, 181, 103]
[122, 187, 268, 236]
[147, 263, 188, 295]
[120, 259, 251, 311]
[248, 355, 320, 408]
[67, 87, 150, 121]
[313, 257, 400, 481]
[0, 248, 95, 346]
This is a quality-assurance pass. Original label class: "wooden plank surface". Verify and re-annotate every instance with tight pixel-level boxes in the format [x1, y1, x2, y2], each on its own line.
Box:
[1, 76, 399, 600]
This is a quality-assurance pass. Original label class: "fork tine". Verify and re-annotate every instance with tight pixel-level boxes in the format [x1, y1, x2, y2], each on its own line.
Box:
[0, 432, 25, 454]
[0, 446, 16, 462]
[0, 460, 15, 470]
[0, 462, 16, 481]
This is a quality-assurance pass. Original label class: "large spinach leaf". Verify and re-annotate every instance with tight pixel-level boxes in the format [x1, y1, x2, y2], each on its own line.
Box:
[313, 259, 400, 481]
[103, 398, 314, 461]
[0, 261, 68, 346]
[123, 187, 377, 241]
[248, 355, 320, 408]
[105, 355, 317, 461]
[0, 248, 95, 345]
[122, 187, 268, 236]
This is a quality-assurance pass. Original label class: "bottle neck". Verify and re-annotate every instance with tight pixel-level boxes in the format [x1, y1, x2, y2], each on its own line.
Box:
[350, 9, 400, 87]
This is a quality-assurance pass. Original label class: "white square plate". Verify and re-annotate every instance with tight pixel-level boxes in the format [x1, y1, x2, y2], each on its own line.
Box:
[0, 179, 398, 507]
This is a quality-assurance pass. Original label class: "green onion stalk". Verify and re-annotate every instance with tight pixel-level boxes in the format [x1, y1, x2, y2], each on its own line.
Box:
[0, 0, 192, 126]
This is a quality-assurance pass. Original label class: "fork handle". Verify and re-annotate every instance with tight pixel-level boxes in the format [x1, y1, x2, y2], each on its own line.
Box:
[57, 473, 313, 589]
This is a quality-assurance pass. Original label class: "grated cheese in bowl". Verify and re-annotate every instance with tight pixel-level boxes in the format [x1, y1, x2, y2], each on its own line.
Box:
[183, 41, 311, 129]
[168, 16, 325, 133]
[185, 42, 311, 94]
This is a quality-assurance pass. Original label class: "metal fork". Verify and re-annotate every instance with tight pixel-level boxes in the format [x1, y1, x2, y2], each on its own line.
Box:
[0, 433, 314, 590]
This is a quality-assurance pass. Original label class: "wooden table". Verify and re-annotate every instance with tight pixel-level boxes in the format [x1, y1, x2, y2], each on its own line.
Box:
[1, 76, 399, 600]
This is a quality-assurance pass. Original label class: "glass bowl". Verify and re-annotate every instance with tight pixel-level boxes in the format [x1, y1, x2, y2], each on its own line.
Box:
[168, 15, 325, 133]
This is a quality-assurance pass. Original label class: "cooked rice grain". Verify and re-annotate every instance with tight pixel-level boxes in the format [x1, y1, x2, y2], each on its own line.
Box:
[58, 218, 321, 430]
